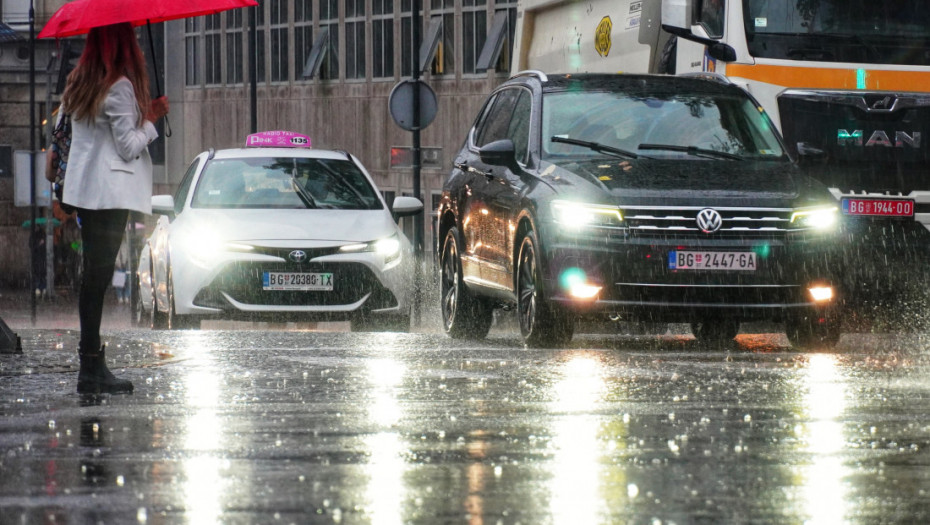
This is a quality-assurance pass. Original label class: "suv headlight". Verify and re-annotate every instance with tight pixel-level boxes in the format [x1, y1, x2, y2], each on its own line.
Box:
[791, 206, 838, 231]
[551, 200, 624, 230]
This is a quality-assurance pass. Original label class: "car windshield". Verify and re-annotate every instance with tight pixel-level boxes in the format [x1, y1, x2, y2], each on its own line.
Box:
[190, 156, 383, 210]
[541, 89, 785, 161]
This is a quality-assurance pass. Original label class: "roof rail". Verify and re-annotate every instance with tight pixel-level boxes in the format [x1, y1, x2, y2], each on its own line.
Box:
[679, 72, 731, 84]
[511, 70, 548, 83]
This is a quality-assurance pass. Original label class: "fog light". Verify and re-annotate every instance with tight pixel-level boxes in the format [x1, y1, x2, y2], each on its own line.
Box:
[560, 268, 602, 299]
[808, 286, 833, 302]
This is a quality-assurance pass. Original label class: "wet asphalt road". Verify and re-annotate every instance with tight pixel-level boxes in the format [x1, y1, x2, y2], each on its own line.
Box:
[3, 322, 930, 524]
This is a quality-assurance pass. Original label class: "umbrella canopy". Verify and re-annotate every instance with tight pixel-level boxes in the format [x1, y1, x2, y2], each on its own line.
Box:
[38, 0, 258, 39]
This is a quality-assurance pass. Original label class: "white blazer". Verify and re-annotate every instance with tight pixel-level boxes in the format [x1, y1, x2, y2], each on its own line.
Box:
[62, 77, 158, 214]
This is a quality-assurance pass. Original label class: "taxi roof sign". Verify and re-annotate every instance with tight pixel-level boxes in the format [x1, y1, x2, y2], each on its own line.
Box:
[245, 131, 312, 148]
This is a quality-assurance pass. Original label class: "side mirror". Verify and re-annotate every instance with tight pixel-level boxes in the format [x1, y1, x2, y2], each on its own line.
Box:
[479, 139, 518, 169]
[796, 142, 826, 163]
[708, 42, 737, 62]
[391, 196, 424, 218]
[661, 0, 737, 63]
[661, 0, 691, 30]
[151, 195, 176, 218]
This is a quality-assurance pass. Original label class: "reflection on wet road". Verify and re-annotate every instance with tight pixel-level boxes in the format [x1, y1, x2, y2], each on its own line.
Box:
[2, 329, 930, 523]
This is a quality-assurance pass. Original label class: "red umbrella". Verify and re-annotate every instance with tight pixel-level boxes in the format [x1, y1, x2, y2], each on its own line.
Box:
[38, 0, 257, 136]
[38, 0, 258, 39]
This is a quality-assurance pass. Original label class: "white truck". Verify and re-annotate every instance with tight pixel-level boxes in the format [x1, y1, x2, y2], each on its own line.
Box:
[513, 0, 930, 303]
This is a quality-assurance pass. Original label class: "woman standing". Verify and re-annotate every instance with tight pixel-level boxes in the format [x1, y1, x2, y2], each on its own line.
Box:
[60, 22, 169, 394]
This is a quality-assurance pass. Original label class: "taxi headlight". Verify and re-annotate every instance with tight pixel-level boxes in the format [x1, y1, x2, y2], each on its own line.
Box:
[174, 228, 252, 267]
[339, 234, 402, 263]
[551, 200, 623, 230]
[791, 207, 838, 231]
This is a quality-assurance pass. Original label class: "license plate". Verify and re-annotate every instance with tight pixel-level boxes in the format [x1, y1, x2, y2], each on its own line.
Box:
[668, 251, 757, 271]
[262, 272, 334, 291]
[841, 198, 914, 217]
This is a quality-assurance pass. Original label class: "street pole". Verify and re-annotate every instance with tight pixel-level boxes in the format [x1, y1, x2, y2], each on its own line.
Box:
[248, 5, 257, 133]
[45, 56, 55, 299]
[29, 0, 37, 326]
[411, 0, 423, 326]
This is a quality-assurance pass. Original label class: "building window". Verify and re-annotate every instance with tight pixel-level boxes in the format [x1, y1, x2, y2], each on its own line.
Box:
[320, 0, 340, 80]
[205, 14, 222, 85]
[270, 0, 289, 82]
[430, 0, 454, 76]
[462, 0, 487, 75]
[400, 0, 422, 77]
[185, 17, 200, 86]
[345, 0, 366, 79]
[295, 0, 313, 81]
[373, 0, 394, 79]
[226, 9, 244, 84]
[495, 1, 517, 72]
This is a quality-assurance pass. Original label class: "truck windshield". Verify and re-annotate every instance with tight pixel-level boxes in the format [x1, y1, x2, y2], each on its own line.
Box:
[541, 90, 785, 161]
[744, 0, 930, 65]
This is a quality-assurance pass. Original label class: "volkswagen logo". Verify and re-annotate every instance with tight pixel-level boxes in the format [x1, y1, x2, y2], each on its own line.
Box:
[288, 250, 308, 263]
[696, 208, 723, 233]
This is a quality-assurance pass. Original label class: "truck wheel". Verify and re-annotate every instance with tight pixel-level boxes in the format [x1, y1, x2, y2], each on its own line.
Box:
[517, 230, 574, 348]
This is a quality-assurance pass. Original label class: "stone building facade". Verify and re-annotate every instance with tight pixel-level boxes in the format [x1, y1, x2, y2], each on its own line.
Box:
[0, 0, 517, 287]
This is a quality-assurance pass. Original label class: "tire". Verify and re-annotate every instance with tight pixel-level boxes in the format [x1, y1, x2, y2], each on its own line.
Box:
[167, 272, 198, 330]
[132, 278, 146, 327]
[150, 261, 169, 330]
[439, 227, 493, 339]
[786, 313, 841, 350]
[516, 230, 574, 348]
[691, 318, 740, 343]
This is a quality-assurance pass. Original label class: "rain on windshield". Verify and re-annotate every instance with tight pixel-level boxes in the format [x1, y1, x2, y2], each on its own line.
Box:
[744, 0, 930, 64]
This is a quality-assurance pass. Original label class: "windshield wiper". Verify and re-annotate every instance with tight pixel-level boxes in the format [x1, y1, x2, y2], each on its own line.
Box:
[289, 178, 319, 209]
[638, 143, 743, 161]
[551, 136, 639, 159]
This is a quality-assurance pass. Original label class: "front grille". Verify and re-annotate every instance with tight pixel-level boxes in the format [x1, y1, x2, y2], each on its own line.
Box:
[621, 206, 794, 235]
[248, 246, 342, 259]
[193, 260, 397, 311]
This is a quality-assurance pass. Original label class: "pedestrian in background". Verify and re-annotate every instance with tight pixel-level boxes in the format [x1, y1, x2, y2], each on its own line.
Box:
[113, 237, 130, 304]
[60, 22, 169, 394]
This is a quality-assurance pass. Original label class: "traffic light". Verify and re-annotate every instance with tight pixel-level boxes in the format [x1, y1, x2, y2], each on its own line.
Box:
[55, 41, 81, 94]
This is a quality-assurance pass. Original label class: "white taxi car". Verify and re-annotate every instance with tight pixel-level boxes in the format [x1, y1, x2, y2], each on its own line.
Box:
[137, 131, 423, 331]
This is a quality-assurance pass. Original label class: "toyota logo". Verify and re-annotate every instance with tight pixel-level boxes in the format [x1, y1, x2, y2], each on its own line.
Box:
[288, 250, 308, 263]
[696, 209, 723, 233]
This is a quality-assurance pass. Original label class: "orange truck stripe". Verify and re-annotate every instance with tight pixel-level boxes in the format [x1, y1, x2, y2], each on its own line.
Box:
[725, 63, 930, 93]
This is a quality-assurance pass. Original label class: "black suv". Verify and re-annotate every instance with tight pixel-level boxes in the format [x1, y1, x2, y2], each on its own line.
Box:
[436, 72, 842, 348]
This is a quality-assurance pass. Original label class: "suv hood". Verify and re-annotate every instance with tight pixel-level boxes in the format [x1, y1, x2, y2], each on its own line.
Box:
[545, 159, 818, 207]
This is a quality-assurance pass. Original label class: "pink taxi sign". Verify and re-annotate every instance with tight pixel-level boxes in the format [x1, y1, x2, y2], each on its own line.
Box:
[245, 131, 312, 148]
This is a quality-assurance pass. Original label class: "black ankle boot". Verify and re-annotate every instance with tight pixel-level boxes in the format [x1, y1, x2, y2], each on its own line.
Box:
[77, 345, 134, 394]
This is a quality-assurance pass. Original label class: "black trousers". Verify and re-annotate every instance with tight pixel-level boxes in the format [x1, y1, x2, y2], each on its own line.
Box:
[76, 208, 128, 355]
